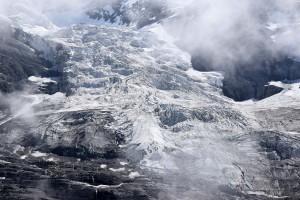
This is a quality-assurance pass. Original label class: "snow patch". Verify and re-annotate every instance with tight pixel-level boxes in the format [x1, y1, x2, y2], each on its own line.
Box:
[47, 157, 57, 162]
[31, 151, 48, 157]
[71, 181, 124, 189]
[100, 164, 107, 169]
[128, 172, 140, 179]
[120, 161, 128, 166]
[123, 0, 138, 7]
[245, 191, 289, 199]
[0, 160, 10, 164]
[145, 23, 175, 44]
[28, 76, 57, 84]
[109, 167, 126, 172]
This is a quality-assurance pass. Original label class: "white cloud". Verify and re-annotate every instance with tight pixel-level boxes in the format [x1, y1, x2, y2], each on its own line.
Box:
[164, 0, 300, 67]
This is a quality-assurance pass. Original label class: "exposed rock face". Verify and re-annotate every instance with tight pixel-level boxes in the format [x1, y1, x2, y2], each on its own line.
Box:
[37, 81, 59, 95]
[0, 153, 158, 200]
[0, 108, 159, 200]
[192, 54, 300, 101]
[0, 22, 67, 94]
[167, 0, 300, 102]
[222, 131, 300, 199]
[261, 84, 284, 99]
[0, 34, 49, 93]
[13, 29, 70, 94]
[86, 0, 170, 28]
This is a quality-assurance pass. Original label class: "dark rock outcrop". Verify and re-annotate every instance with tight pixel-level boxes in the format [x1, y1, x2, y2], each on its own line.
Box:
[0, 37, 48, 93]
[37, 81, 60, 95]
[86, 0, 170, 28]
[192, 54, 300, 101]
[0, 25, 64, 94]
[0, 108, 160, 200]
[261, 84, 284, 99]
[0, 149, 159, 200]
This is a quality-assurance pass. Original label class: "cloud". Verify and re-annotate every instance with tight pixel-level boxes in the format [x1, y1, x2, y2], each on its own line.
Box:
[0, 90, 38, 124]
[164, 0, 300, 68]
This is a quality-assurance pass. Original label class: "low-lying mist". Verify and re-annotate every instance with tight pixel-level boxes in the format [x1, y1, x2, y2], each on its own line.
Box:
[0, 90, 39, 124]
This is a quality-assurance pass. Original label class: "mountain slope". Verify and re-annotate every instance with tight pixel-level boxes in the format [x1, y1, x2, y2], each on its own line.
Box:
[0, 1, 300, 199]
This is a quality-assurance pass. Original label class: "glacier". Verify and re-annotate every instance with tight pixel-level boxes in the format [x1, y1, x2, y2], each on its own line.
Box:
[0, 1, 300, 199]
